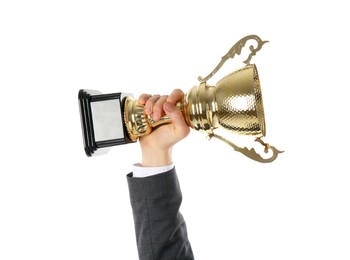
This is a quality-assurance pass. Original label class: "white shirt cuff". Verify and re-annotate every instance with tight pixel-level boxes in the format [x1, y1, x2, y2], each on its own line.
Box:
[132, 163, 174, 178]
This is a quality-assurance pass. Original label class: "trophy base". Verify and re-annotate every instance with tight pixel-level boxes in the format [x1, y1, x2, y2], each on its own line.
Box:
[78, 89, 135, 157]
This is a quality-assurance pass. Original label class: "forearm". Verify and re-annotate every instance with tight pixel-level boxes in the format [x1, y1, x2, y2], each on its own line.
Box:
[127, 169, 194, 260]
[140, 147, 172, 167]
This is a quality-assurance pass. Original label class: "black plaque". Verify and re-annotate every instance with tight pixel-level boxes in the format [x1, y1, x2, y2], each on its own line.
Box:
[78, 89, 135, 157]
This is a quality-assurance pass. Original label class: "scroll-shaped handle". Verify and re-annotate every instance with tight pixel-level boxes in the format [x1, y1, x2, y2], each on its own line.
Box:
[198, 35, 269, 83]
[208, 133, 284, 163]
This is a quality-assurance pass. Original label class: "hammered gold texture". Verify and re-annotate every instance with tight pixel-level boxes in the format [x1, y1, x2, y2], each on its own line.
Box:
[215, 64, 266, 137]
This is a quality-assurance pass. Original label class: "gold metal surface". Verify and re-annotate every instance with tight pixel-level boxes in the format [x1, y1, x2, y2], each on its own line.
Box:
[124, 96, 150, 141]
[198, 35, 268, 83]
[123, 34, 283, 162]
[208, 133, 283, 163]
[215, 64, 265, 137]
[183, 82, 218, 132]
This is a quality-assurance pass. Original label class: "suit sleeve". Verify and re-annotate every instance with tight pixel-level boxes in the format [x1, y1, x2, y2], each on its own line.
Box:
[127, 168, 194, 260]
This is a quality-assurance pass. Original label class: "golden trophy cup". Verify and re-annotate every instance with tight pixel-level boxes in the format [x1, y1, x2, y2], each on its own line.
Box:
[79, 35, 283, 162]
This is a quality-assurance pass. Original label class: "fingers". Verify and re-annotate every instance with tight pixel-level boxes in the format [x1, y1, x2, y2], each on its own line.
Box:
[139, 89, 184, 105]
[166, 89, 184, 105]
[163, 89, 188, 135]
[139, 94, 167, 121]
[138, 94, 152, 105]
[151, 95, 168, 121]
[163, 101, 190, 138]
[138, 89, 185, 123]
[145, 94, 161, 116]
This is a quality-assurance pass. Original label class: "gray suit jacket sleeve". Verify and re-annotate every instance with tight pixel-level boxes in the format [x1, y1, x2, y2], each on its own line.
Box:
[127, 168, 194, 260]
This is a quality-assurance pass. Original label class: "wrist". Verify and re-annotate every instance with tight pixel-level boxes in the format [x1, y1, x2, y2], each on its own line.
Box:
[141, 147, 173, 167]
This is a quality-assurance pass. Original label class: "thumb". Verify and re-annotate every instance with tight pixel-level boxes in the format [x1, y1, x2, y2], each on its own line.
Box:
[163, 101, 189, 136]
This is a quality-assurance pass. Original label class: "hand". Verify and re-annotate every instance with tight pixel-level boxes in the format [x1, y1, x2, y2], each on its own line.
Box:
[137, 89, 190, 167]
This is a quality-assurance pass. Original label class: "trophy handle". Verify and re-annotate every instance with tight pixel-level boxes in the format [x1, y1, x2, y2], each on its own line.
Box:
[198, 35, 268, 83]
[208, 133, 284, 163]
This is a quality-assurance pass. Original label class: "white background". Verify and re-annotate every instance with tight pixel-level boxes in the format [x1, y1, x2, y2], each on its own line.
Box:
[1, 1, 349, 259]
